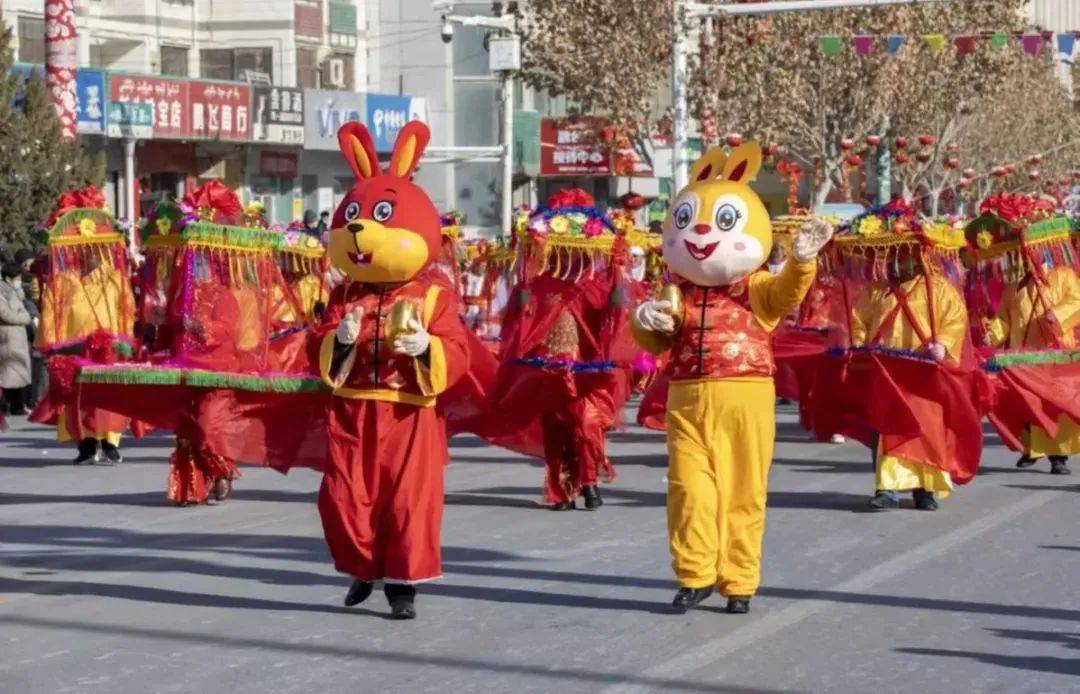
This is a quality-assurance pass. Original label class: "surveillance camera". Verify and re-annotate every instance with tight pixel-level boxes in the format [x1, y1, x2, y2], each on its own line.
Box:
[441, 16, 454, 43]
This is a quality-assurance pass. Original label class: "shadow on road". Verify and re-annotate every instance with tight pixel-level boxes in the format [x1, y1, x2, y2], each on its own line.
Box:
[896, 647, 1080, 677]
[0, 613, 777, 693]
[0, 488, 315, 507]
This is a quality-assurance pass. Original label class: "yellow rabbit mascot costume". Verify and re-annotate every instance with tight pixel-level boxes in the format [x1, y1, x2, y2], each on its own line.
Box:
[633, 143, 832, 614]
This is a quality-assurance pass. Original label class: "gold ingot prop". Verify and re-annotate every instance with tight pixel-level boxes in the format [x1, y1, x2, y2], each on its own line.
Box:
[658, 284, 685, 329]
[385, 299, 420, 344]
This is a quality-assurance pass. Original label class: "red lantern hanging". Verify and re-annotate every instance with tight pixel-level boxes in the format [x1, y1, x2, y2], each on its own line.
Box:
[894, 136, 908, 150]
[845, 154, 864, 167]
[962, 168, 976, 179]
[726, 133, 743, 147]
[918, 134, 935, 147]
[1027, 154, 1044, 166]
[956, 179, 969, 190]
[896, 153, 910, 165]
[762, 143, 780, 157]
[916, 152, 931, 164]
[839, 138, 854, 151]
[865, 135, 882, 149]
[944, 157, 960, 169]
[992, 166, 1008, 178]
[1029, 171, 1041, 182]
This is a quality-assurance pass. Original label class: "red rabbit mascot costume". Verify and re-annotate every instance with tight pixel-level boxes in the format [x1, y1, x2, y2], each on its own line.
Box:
[319, 120, 469, 619]
[632, 143, 832, 615]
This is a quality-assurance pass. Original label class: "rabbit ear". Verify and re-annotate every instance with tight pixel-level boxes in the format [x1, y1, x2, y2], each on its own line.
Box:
[389, 121, 431, 179]
[721, 142, 763, 184]
[337, 121, 381, 180]
[689, 147, 729, 184]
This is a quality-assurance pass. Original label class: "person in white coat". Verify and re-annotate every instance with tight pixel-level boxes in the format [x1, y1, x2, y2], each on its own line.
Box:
[0, 262, 32, 414]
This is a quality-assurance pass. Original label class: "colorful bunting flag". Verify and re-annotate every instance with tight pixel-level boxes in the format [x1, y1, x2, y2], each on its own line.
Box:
[922, 34, 947, 54]
[853, 35, 874, 55]
[953, 36, 976, 56]
[820, 35, 843, 55]
[886, 35, 907, 55]
[989, 32, 1009, 49]
[1058, 32, 1077, 56]
[1021, 33, 1043, 55]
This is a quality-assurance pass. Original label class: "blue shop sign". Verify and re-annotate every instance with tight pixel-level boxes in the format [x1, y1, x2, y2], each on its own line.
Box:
[366, 94, 411, 153]
[75, 69, 106, 134]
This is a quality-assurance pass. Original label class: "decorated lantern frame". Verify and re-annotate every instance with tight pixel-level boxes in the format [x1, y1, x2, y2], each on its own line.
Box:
[37, 202, 136, 355]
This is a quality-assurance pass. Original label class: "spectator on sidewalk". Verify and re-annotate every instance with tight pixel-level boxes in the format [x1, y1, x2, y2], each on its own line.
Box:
[0, 262, 32, 415]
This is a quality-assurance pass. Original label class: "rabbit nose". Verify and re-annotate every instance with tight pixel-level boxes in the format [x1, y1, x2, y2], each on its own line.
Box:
[347, 222, 364, 233]
[693, 223, 712, 235]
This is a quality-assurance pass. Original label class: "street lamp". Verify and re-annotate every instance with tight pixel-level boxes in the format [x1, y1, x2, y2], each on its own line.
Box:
[671, 0, 970, 193]
[432, 1, 520, 235]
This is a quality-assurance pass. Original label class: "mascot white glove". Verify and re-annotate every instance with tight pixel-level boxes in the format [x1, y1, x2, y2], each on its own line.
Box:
[394, 318, 431, 357]
[926, 341, 947, 362]
[635, 300, 676, 335]
[336, 308, 363, 345]
[792, 218, 835, 263]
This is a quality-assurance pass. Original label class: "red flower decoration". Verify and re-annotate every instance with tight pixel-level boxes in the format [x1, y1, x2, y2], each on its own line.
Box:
[183, 180, 243, 225]
[45, 185, 107, 227]
[84, 330, 118, 364]
[547, 188, 595, 210]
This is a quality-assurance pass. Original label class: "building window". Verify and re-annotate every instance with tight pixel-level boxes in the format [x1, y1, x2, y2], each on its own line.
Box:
[200, 49, 234, 81]
[235, 47, 273, 82]
[297, 48, 318, 89]
[160, 46, 189, 77]
[17, 17, 45, 64]
[200, 47, 271, 82]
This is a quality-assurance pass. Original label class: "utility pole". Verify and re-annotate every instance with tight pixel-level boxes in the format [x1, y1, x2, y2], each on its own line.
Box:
[433, 2, 519, 235]
[671, 0, 967, 194]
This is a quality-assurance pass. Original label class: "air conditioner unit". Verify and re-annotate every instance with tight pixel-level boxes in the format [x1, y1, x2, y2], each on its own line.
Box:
[325, 58, 345, 88]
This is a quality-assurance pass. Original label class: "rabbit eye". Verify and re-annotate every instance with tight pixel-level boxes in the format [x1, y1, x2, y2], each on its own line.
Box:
[344, 202, 361, 221]
[373, 201, 394, 222]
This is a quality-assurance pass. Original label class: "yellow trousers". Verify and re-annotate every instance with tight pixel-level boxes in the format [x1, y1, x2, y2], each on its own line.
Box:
[875, 448, 953, 498]
[667, 378, 774, 597]
[1026, 415, 1080, 458]
[57, 412, 121, 447]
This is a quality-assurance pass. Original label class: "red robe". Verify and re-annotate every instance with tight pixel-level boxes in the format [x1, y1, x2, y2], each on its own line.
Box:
[316, 280, 468, 582]
[485, 270, 633, 504]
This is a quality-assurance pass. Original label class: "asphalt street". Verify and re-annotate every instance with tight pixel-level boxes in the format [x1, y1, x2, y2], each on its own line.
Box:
[1, 402, 1079, 693]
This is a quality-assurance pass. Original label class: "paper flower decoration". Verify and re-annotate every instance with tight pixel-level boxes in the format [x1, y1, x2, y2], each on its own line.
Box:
[858, 216, 884, 236]
[78, 218, 96, 237]
[582, 217, 605, 238]
[528, 217, 550, 239]
[304, 235, 321, 249]
[155, 218, 172, 235]
[549, 215, 570, 235]
[977, 231, 994, 249]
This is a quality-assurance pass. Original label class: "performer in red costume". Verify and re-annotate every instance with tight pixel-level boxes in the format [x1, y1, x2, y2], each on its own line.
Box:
[318, 120, 469, 619]
[488, 192, 634, 511]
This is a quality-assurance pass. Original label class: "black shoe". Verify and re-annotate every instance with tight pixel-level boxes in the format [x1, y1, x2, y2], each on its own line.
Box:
[726, 596, 751, 614]
[100, 441, 123, 464]
[73, 438, 99, 465]
[867, 491, 900, 510]
[8, 407, 27, 416]
[1050, 457, 1071, 475]
[912, 489, 939, 511]
[1016, 454, 1040, 469]
[550, 500, 575, 511]
[581, 485, 603, 511]
[385, 584, 417, 620]
[672, 587, 713, 614]
[344, 580, 374, 607]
